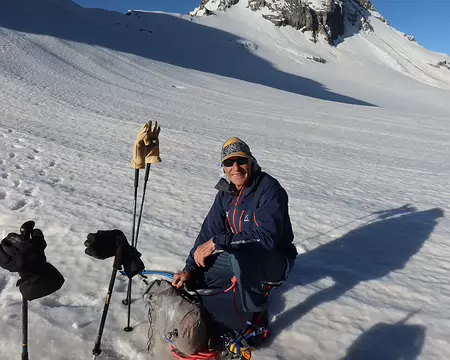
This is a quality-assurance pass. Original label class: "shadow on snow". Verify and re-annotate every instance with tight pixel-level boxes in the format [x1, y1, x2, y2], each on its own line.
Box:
[268, 206, 443, 346]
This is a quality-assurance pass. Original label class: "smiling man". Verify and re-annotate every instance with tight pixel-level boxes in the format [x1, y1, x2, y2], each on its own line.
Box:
[172, 137, 297, 331]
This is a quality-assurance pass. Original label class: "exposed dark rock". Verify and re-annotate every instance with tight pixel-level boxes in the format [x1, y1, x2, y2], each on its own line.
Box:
[198, 0, 240, 14]
[249, 0, 346, 44]
[437, 60, 450, 70]
[404, 34, 416, 42]
[195, 0, 379, 45]
[353, 0, 376, 11]
[248, 0, 266, 11]
[306, 55, 326, 63]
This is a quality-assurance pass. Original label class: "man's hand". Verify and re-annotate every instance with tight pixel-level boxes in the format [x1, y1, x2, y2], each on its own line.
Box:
[172, 271, 192, 289]
[194, 239, 216, 268]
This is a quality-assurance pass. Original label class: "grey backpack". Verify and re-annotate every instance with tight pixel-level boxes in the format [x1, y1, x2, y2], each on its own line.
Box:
[143, 279, 215, 356]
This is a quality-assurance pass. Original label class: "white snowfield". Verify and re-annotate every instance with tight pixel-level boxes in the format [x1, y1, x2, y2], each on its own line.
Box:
[0, 0, 449, 359]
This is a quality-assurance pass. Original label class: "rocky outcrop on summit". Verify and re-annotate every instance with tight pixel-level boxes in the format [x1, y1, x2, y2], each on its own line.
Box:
[251, 0, 346, 44]
[194, 0, 239, 15]
[404, 34, 417, 42]
[192, 0, 380, 45]
[353, 0, 376, 11]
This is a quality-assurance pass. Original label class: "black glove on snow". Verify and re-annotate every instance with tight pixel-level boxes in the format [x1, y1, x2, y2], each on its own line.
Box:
[0, 230, 46, 273]
[84, 230, 145, 278]
[0, 224, 65, 301]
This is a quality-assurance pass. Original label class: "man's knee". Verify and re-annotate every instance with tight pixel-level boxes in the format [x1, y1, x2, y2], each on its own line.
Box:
[232, 250, 288, 280]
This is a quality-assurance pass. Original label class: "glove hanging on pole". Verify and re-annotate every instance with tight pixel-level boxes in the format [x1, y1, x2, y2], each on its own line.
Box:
[0, 224, 65, 301]
[84, 230, 145, 278]
[132, 121, 161, 169]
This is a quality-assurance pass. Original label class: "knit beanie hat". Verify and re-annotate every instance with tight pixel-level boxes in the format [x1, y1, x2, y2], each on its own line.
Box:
[221, 137, 252, 162]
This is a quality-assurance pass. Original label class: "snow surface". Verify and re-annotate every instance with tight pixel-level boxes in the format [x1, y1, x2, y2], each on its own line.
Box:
[1, 0, 450, 359]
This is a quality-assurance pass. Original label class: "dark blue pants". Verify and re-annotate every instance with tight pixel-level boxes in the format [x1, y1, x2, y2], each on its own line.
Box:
[192, 250, 291, 313]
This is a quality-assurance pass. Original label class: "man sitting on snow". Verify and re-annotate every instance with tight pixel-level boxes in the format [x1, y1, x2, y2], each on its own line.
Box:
[172, 137, 297, 330]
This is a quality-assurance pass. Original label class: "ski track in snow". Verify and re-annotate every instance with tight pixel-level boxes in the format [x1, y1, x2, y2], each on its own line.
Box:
[0, 1, 449, 360]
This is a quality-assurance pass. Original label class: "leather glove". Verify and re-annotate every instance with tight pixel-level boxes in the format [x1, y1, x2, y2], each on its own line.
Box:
[84, 230, 145, 278]
[132, 121, 161, 169]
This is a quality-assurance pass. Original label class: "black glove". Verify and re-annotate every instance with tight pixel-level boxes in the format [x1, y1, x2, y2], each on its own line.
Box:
[84, 230, 145, 278]
[0, 229, 47, 274]
[0, 224, 65, 301]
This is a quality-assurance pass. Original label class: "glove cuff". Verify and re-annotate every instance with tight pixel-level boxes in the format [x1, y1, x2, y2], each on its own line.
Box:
[18, 262, 65, 301]
[145, 155, 161, 164]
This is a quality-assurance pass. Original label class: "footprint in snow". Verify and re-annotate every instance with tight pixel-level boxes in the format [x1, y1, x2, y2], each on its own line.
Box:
[28, 200, 41, 209]
[10, 199, 27, 211]
[0, 190, 6, 200]
[51, 177, 62, 185]
[23, 188, 35, 197]
[0, 173, 8, 179]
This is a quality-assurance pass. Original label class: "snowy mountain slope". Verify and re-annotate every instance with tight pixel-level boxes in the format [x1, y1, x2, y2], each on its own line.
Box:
[190, 0, 450, 91]
[1, 1, 450, 360]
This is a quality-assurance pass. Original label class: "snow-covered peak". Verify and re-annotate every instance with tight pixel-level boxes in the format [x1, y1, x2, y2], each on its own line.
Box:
[186, 0, 450, 88]
[192, 0, 385, 45]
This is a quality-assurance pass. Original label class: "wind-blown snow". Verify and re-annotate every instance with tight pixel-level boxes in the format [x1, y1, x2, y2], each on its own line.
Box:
[0, 0, 449, 359]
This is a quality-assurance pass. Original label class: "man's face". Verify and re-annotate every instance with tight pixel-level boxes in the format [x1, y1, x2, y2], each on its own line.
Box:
[223, 156, 251, 189]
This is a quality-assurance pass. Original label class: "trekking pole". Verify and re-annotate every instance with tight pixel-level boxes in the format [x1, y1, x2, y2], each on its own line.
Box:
[22, 299, 28, 360]
[19, 220, 34, 360]
[92, 246, 124, 359]
[20, 220, 35, 360]
[123, 163, 151, 332]
[122, 168, 139, 316]
[133, 164, 151, 250]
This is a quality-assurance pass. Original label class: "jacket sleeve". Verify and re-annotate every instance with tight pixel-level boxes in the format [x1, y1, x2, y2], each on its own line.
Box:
[184, 191, 227, 273]
[213, 184, 288, 251]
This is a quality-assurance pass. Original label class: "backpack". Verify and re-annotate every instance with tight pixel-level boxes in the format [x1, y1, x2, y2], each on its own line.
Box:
[143, 279, 216, 357]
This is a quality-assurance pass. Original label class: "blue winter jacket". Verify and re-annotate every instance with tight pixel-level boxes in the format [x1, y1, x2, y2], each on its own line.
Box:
[184, 168, 297, 273]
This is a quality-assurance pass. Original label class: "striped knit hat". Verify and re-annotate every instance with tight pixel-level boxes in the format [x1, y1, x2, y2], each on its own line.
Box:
[221, 137, 252, 162]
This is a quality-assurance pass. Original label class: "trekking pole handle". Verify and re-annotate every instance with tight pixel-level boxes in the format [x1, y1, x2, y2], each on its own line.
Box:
[20, 221, 35, 241]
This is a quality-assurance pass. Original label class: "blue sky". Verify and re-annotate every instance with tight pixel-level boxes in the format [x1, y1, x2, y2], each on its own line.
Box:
[73, 0, 449, 55]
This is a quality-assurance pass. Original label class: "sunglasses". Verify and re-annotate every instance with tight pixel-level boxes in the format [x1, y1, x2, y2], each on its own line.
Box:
[222, 157, 249, 167]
